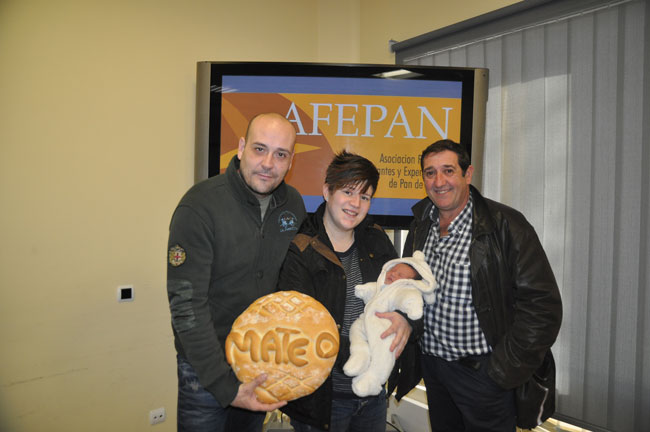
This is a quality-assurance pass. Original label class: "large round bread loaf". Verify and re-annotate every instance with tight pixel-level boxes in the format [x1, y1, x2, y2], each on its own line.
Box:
[225, 291, 339, 403]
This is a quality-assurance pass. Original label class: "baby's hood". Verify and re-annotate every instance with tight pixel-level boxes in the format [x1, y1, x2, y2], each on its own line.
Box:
[377, 251, 437, 301]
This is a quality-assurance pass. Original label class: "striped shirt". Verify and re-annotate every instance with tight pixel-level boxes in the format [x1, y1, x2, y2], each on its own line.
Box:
[332, 243, 364, 395]
[420, 194, 491, 360]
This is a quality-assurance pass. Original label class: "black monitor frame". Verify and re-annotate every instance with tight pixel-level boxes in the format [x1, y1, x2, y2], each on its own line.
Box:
[195, 61, 488, 229]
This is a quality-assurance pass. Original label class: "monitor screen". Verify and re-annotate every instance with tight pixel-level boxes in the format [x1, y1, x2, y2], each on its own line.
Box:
[195, 62, 488, 228]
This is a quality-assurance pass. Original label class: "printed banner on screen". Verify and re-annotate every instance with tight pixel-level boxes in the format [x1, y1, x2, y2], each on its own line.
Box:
[219, 76, 463, 214]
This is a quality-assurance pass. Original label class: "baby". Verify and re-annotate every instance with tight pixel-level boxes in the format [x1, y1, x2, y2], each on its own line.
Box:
[384, 262, 421, 285]
[343, 251, 437, 397]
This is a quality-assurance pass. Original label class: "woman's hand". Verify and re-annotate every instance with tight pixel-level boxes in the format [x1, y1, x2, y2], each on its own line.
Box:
[376, 311, 412, 358]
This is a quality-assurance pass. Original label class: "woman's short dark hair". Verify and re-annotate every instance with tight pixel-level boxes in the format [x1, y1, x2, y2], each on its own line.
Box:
[324, 151, 380, 196]
[420, 140, 471, 175]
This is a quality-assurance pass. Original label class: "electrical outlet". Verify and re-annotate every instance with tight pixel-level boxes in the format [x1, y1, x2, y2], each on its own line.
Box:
[149, 407, 166, 425]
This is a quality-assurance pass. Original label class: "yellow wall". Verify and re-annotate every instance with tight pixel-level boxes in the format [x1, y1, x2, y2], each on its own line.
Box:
[0, 0, 518, 430]
[360, 0, 521, 64]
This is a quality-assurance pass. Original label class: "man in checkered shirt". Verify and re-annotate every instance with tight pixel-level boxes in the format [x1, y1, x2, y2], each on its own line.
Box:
[403, 140, 562, 431]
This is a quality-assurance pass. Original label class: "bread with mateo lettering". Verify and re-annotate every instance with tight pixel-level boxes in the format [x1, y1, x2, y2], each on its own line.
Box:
[225, 291, 340, 403]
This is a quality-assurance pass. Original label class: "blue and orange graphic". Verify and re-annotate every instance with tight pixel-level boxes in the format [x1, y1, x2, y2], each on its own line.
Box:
[219, 76, 463, 214]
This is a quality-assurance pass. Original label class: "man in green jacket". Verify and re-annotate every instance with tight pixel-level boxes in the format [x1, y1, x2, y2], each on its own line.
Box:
[167, 113, 306, 431]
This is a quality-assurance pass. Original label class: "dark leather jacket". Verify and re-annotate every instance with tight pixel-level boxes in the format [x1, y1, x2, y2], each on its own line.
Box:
[277, 202, 421, 430]
[404, 186, 562, 423]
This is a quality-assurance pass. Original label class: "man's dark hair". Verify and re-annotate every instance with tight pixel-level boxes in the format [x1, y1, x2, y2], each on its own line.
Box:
[420, 139, 471, 175]
[325, 151, 380, 196]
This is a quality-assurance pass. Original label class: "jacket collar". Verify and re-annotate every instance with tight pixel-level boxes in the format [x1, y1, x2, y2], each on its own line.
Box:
[225, 155, 288, 209]
[469, 185, 496, 239]
[299, 202, 341, 268]
[410, 185, 496, 239]
[411, 197, 434, 223]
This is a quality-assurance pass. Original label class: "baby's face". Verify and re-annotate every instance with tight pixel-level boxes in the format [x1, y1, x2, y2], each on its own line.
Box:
[385, 263, 418, 285]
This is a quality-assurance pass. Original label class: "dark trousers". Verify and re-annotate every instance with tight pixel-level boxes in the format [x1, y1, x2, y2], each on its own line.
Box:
[176, 356, 266, 432]
[420, 354, 516, 432]
[290, 389, 387, 432]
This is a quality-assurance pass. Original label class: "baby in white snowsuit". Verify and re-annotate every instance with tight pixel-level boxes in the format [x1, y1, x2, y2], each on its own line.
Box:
[343, 250, 437, 397]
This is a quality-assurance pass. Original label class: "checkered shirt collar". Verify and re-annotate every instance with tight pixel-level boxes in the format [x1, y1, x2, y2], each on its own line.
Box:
[428, 193, 474, 237]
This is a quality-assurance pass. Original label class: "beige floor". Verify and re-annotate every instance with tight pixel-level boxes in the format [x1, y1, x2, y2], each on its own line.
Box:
[264, 413, 589, 432]
[264, 398, 591, 432]
[520, 418, 591, 432]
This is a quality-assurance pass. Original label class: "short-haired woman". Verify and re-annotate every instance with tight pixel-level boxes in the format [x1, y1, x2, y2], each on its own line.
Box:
[277, 151, 421, 432]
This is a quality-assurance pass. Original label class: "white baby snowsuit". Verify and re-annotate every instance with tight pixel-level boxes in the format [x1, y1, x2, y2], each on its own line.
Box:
[343, 250, 437, 397]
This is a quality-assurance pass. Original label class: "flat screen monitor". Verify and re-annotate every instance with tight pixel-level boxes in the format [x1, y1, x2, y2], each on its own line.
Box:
[195, 61, 488, 229]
